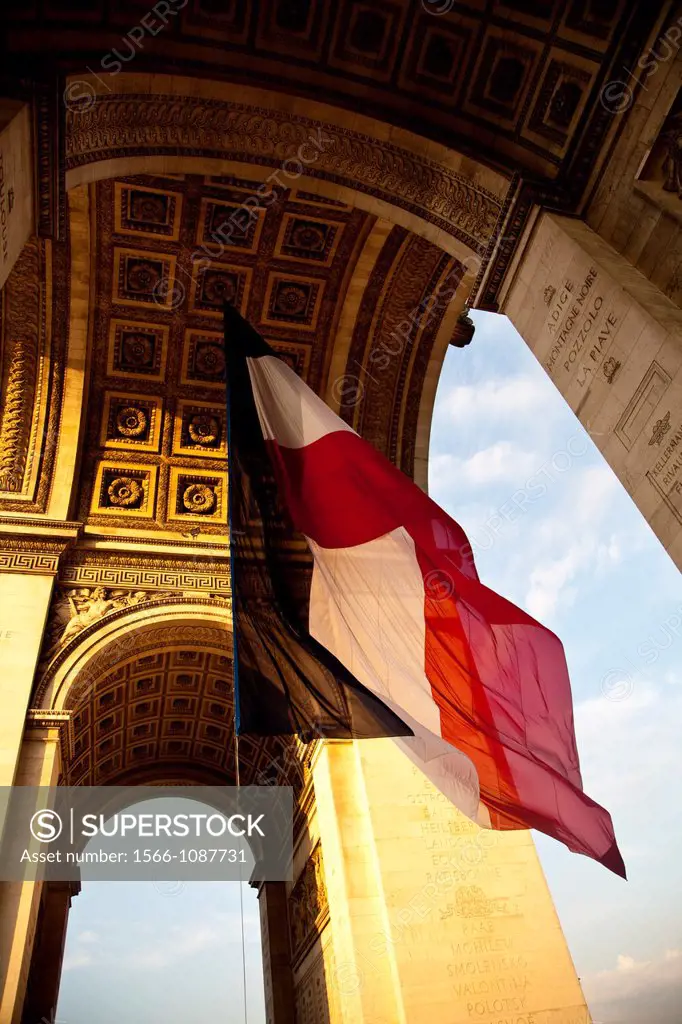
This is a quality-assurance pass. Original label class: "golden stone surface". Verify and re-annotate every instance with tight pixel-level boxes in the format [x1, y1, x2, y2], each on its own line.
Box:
[2, 5, 676, 1019]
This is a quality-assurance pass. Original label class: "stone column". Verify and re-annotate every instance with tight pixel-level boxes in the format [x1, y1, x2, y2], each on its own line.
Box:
[20, 881, 80, 1024]
[0, 100, 34, 290]
[0, 724, 62, 1024]
[257, 881, 296, 1024]
[0, 527, 78, 802]
[500, 211, 682, 569]
[311, 741, 408, 1024]
[312, 739, 590, 1024]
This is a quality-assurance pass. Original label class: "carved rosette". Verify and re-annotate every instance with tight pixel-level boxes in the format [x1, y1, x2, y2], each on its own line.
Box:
[188, 414, 220, 445]
[107, 477, 144, 507]
[182, 483, 216, 514]
[115, 406, 148, 437]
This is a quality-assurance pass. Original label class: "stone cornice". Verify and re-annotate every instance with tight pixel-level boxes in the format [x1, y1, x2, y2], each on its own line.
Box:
[0, 521, 82, 574]
[26, 709, 71, 729]
[65, 92, 504, 255]
[0, 517, 82, 538]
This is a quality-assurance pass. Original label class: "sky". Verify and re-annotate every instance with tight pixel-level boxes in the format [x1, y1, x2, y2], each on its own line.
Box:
[57, 310, 682, 1023]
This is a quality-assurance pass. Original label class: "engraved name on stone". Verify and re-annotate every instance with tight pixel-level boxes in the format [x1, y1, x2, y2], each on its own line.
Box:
[647, 417, 682, 523]
[543, 267, 620, 384]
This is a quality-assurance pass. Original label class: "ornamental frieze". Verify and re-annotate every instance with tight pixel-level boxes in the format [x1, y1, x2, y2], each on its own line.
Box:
[0, 239, 47, 500]
[65, 96, 503, 252]
[289, 844, 329, 964]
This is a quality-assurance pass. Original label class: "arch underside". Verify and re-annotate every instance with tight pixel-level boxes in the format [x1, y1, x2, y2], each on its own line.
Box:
[1, 43, 644, 789]
[4, 78, 487, 799]
[33, 604, 306, 791]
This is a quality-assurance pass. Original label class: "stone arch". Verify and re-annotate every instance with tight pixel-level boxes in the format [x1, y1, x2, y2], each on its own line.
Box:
[64, 75, 509, 264]
[10, 73, 500, 520]
[34, 600, 230, 713]
[32, 598, 306, 794]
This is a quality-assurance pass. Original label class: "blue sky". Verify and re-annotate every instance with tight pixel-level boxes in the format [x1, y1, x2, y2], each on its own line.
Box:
[58, 310, 682, 1023]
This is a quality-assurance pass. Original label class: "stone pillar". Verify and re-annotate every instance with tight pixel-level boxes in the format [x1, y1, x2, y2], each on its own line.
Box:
[0, 100, 34, 290]
[312, 741, 406, 1023]
[20, 881, 80, 1024]
[312, 739, 590, 1024]
[500, 211, 682, 569]
[257, 882, 296, 1024]
[0, 528, 78, 801]
[0, 725, 62, 1024]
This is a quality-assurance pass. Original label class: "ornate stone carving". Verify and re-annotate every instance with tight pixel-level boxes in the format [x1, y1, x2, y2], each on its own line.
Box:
[345, 228, 454, 475]
[662, 115, 682, 197]
[107, 476, 144, 507]
[194, 341, 226, 379]
[40, 586, 166, 663]
[123, 332, 155, 367]
[603, 357, 621, 383]
[125, 257, 163, 295]
[115, 406, 148, 438]
[188, 414, 220, 446]
[0, 339, 36, 491]
[0, 540, 65, 576]
[65, 96, 503, 251]
[649, 411, 671, 447]
[59, 550, 230, 594]
[35, 619, 230, 711]
[0, 526, 76, 576]
[289, 844, 329, 962]
[182, 483, 216, 514]
[0, 239, 43, 498]
[450, 306, 475, 349]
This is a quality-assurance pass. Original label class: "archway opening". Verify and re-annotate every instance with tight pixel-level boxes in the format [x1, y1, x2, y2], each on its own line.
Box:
[45, 795, 266, 1024]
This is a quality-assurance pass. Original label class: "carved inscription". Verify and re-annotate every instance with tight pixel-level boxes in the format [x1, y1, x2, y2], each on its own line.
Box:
[404, 773, 540, 1022]
[543, 267, 620, 388]
[647, 415, 682, 526]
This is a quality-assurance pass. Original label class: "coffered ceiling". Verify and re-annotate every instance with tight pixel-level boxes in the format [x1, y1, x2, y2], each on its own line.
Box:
[78, 173, 374, 531]
[75, 171, 460, 532]
[61, 644, 304, 788]
[3, 0, 658, 193]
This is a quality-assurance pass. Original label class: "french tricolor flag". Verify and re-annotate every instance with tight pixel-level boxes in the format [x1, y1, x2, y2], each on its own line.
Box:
[224, 304, 624, 877]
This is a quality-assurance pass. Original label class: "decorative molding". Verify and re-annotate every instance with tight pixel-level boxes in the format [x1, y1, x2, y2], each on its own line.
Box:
[472, 177, 532, 312]
[65, 95, 502, 253]
[34, 604, 231, 709]
[0, 537, 71, 576]
[344, 228, 453, 476]
[59, 558, 230, 593]
[32, 82, 63, 240]
[289, 843, 329, 966]
[615, 361, 672, 452]
[39, 586, 176, 668]
[294, 942, 333, 1024]
[26, 709, 72, 729]
[0, 238, 46, 499]
[0, 517, 82, 534]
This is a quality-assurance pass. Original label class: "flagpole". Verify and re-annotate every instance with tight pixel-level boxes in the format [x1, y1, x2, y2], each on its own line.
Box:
[224, 304, 242, 789]
[225, 305, 249, 1024]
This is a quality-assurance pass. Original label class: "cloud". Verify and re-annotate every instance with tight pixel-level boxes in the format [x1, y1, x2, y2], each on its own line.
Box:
[63, 920, 230, 973]
[63, 949, 96, 971]
[437, 376, 552, 425]
[584, 948, 682, 1023]
[573, 683, 682, 812]
[63, 929, 100, 970]
[430, 441, 538, 490]
[521, 465, 621, 618]
[132, 924, 222, 969]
